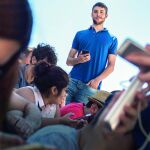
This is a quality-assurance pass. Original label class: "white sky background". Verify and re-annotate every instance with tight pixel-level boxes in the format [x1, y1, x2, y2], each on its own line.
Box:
[29, 0, 150, 92]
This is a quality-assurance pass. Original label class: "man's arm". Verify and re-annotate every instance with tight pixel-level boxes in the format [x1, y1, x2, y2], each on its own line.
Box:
[88, 54, 116, 89]
[66, 48, 90, 66]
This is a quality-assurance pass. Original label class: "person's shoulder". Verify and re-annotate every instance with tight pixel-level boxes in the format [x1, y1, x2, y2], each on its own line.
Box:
[76, 28, 90, 34]
[105, 29, 117, 40]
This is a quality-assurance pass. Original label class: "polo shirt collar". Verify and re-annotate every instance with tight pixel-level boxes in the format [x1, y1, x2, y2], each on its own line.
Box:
[89, 26, 108, 32]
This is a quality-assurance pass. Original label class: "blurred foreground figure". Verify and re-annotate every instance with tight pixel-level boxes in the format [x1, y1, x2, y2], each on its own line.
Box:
[0, 0, 32, 132]
[0, 0, 56, 149]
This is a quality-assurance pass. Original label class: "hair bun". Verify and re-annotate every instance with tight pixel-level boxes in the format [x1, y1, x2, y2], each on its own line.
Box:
[34, 61, 50, 77]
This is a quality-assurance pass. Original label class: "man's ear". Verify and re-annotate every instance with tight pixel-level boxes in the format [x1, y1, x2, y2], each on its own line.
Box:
[51, 86, 58, 96]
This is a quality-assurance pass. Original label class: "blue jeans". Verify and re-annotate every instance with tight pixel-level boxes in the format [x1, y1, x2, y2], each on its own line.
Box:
[66, 78, 97, 104]
[27, 125, 79, 150]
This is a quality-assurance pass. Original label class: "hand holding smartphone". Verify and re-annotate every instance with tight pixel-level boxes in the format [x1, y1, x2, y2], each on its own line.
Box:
[97, 39, 149, 131]
[78, 50, 90, 63]
[82, 50, 89, 54]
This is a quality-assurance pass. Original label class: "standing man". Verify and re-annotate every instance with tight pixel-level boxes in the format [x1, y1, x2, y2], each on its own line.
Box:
[66, 2, 118, 104]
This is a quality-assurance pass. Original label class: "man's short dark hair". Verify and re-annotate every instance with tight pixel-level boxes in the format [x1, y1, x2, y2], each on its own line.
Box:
[92, 2, 108, 14]
[31, 43, 57, 65]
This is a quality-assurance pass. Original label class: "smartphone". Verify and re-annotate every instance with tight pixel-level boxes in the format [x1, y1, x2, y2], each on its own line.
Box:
[75, 114, 93, 122]
[82, 50, 89, 54]
[98, 39, 147, 131]
[117, 39, 150, 69]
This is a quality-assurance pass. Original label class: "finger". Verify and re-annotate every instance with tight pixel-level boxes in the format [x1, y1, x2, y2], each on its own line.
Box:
[139, 71, 150, 82]
[116, 115, 133, 133]
[135, 92, 148, 110]
[123, 105, 137, 119]
[127, 53, 150, 66]
[64, 112, 75, 117]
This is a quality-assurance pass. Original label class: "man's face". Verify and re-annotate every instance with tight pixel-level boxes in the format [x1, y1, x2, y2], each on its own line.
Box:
[91, 6, 107, 25]
[0, 38, 20, 65]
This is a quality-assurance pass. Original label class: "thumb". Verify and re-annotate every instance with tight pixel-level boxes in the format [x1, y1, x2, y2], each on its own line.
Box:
[64, 112, 75, 118]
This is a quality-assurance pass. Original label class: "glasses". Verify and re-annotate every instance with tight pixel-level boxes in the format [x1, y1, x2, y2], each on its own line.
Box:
[0, 50, 21, 78]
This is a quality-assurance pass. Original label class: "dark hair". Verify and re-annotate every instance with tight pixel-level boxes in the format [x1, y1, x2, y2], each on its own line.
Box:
[34, 61, 69, 97]
[31, 43, 57, 65]
[23, 47, 33, 57]
[0, 0, 33, 52]
[92, 2, 108, 14]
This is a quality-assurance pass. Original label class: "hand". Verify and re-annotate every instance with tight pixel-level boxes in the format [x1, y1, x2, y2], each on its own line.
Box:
[101, 90, 148, 134]
[0, 132, 25, 149]
[59, 113, 80, 127]
[126, 45, 150, 84]
[77, 52, 90, 64]
[76, 119, 88, 129]
[115, 91, 147, 133]
[87, 78, 99, 89]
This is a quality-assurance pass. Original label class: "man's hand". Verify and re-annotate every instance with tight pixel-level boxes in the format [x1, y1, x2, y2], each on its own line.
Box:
[59, 113, 80, 127]
[87, 78, 100, 89]
[115, 91, 147, 133]
[77, 52, 90, 64]
[100, 90, 148, 134]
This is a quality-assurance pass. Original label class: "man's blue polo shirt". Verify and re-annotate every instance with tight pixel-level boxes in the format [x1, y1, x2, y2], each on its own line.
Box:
[69, 27, 118, 89]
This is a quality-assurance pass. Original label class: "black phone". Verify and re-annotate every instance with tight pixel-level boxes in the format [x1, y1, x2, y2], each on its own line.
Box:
[98, 39, 147, 131]
[82, 50, 89, 54]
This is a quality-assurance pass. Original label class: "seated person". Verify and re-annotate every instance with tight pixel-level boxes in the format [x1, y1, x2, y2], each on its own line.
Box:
[25, 43, 58, 85]
[14, 61, 78, 127]
[15, 43, 58, 88]
[15, 47, 34, 88]
[60, 90, 111, 121]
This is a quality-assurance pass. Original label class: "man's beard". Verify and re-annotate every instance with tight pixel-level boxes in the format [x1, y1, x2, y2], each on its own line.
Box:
[93, 19, 105, 25]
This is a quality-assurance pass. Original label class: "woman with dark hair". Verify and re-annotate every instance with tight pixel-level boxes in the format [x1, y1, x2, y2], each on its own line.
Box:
[15, 61, 77, 127]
